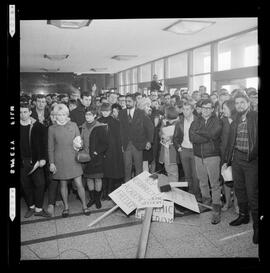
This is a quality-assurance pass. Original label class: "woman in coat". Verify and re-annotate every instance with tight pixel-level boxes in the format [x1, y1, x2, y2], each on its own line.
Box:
[48, 103, 91, 217]
[97, 103, 124, 199]
[82, 106, 109, 209]
[220, 99, 238, 213]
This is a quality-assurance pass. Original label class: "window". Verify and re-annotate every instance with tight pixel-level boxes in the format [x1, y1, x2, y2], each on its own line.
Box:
[167, 53, 188, 78]
[192, 74, 211, 93]
[216, 30, 258, 71]
[140, 63, 151, 82]
[153, 59, 164, 80]
[119, 72, 124, 86]
[125, 70, 131, 85]
[192, 45, 211, 74]
[132, 68, 138, 84]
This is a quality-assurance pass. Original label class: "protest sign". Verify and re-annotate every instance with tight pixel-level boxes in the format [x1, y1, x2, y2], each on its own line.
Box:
[109, 171, 161, 215]
[136, 200, 174, 224]
[162, 188, 200, 213]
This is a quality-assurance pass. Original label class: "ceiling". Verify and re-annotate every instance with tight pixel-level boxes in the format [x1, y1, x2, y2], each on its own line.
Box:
[20, 18, 257, 74]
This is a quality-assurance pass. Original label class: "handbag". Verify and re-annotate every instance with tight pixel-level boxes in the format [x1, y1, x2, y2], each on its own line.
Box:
[76, 150, 91, 163]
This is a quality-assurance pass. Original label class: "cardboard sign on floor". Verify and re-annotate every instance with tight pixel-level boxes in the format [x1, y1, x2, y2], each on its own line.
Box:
[162, 188, 200, 213]
[135, 200, 174, 224]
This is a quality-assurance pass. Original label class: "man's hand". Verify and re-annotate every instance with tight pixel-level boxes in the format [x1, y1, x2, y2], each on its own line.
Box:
[49, 163, 57, 174]
[177, 147, 182, 152]
[145, 142, 151, 150]
[39, 160, 46, 167]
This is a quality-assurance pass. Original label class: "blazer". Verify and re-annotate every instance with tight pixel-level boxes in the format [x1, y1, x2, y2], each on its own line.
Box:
[118, 108, 154, 151]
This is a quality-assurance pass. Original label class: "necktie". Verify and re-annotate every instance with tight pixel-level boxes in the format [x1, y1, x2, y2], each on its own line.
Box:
[128, 110, 132, 122]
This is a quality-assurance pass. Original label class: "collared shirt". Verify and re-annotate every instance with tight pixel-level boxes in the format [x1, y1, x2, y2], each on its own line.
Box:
[181, 116, 194, 149]
[127, 107, 135, 119]
[235, 118, 249, 153]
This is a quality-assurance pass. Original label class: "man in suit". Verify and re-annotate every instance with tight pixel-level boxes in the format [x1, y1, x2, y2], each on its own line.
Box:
[119, 93, 154, 182]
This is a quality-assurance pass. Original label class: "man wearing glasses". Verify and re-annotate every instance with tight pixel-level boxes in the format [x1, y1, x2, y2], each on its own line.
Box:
[189, 99, 222, 224]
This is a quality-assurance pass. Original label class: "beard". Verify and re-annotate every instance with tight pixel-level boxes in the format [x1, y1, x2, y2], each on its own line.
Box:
[238, 107, 249, 116]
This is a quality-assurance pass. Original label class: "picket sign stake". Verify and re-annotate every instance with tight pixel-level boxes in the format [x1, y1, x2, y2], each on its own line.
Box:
[136, 207, 153, 258]
[88, 205, 119, 227]
[197, 202, 213, 210]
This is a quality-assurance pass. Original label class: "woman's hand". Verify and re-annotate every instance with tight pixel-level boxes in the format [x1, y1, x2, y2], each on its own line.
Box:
[49, 163, 57, 174]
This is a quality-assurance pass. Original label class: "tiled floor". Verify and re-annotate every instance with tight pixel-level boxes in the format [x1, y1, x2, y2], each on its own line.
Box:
[20, 191, 259, 260]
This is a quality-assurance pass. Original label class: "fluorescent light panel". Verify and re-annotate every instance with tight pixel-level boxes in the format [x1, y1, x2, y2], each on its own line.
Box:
[47, 20, 91, 29]
[111, 55, 137, 61]
[44, 54, 69, 61]
[164, 19, 215, 35]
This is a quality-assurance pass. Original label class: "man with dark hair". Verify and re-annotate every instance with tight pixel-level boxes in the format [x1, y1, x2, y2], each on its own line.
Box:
[31, 94, 51, 127]
[70, 91, 92, 132]
[189, 99, 222, 224]
[118, 95, 126, 109]
[108, 91, 118, 105]
[192, 90, 201, 103]
[118, 93, 154, 182]
[150, 90, 158, 102]
[134, 92, 143, 107]
[222, 93, 258, 244]
[20, 103, 50, 218]
[170, 94, 180, 107]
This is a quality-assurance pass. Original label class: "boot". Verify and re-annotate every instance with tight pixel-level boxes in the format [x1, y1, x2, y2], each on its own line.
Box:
[95, 191, 102, 209]
[229, 202, 249, 226]
[211, 204, 221, 225]
[101, 182, 107, 201]
[87, 190, 96, 208]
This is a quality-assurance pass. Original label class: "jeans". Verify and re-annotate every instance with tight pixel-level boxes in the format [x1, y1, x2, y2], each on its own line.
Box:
[20, 158, 46, 208]
[180, 148, 202, 201]
[123, 142, 143, 182]
[195, 156, 221, 205]
[232, 150, 258, 228]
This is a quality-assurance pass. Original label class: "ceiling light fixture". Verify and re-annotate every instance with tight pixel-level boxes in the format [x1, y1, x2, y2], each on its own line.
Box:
[44, 54, 69, 61]
[40, 68, 60, 72]
[47, 20, 91, 29]
[111, 55, 137, 61]
[90, 68, 108, 72]
[163, 19, 215, 35]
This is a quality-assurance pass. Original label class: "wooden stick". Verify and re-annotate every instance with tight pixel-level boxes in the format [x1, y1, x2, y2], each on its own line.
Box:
[88, 205, 119, 227]
[197, 202, 213, 210]
[136, 207, 153, 258]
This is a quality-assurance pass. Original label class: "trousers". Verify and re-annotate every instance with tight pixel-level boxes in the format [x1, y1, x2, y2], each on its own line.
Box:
[20, 158, 46, 208]
[195, 156, 221, 205]
[123, 142, 143, 182]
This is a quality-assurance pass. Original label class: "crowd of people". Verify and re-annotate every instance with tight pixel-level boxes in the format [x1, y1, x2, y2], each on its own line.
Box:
[20, 83, 258, 244]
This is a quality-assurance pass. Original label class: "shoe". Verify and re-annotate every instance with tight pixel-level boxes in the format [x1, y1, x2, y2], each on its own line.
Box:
[87, 190, 96, 208]
[47, 204, 55, 217]
[253, 228, 258, 244]
[34, 210, 51, 218]
[221, 204, 230, 211]
[24, 208, 35, 218]
[229, 214, 249, 226]
[95, 191, 102, 209]
[82, 207, 91, 216]
[62, 209, 69, 218]
[211, 204, 221, 225]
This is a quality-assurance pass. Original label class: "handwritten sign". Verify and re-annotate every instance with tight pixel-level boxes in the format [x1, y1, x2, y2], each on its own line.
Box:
[162, 188, 200, 213]
[109, 171, 162, 215]
[136, 200, 174, 223]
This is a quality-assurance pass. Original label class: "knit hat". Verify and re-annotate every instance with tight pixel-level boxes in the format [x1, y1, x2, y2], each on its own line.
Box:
[100, 102, 111, 112]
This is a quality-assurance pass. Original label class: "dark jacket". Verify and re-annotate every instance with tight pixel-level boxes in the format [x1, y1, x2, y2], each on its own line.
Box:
[173, 114, 198, 151]
[224, 110, 258, 164]
[98, 116, 124, 179]
[220, 116, 234, 165]
[189, 113, 222, 159]
[70, 100, 87, 132]
[20, 117, 47, 164]
[150, 80, 162, 91]
[84, 122, 109, 175]
[119, 108, 154, 151]
[31, 107, 51, 128]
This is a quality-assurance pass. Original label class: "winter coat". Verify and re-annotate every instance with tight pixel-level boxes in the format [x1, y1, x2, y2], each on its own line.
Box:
[189, 113, 222, 159]
[20, 117, 47, 164]
[97, 116, 124, 179]
[83, 121, 109, 176]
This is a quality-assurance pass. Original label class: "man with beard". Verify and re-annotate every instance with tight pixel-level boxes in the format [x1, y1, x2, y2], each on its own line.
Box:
[222, 92, 258, 244]
[119, 93, 154, 182]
